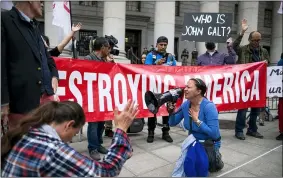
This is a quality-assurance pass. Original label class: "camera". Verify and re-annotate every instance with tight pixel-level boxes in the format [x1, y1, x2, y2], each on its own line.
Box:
[105, 35, 119, 56]
[76, 34, 120, 56]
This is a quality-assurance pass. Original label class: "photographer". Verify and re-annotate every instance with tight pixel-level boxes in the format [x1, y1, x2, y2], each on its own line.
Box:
[144, 36, 176, 143]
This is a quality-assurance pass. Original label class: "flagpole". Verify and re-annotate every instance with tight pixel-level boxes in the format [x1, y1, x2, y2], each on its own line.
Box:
[69, 1, 75, 58]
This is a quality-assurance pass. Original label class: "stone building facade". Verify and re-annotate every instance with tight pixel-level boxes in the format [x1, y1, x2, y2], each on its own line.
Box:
[2, 1, 282, 64]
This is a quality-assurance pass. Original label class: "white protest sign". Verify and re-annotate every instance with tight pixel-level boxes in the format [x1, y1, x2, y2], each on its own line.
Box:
[267, 66, 283, 97]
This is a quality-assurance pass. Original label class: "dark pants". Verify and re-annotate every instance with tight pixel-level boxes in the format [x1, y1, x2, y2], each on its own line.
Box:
[148, 116, 170, 132]
[87, 121, 105, 151]
[235, 108, 260, 133]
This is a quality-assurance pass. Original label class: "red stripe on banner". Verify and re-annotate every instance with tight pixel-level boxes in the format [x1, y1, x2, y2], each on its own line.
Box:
[54, 57, 267, 122]
[63, 1, 70, 14]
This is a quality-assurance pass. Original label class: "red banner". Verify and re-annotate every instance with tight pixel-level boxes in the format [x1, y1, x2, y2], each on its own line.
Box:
[54, 57, 267, 122]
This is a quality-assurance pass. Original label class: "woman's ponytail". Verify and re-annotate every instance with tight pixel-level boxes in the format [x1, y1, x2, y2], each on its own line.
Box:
[1, 102, 59, 162]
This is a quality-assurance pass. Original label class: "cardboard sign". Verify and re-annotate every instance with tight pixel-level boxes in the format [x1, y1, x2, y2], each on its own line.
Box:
[267, 66, 283, 97]
[181, 13, 233, 43]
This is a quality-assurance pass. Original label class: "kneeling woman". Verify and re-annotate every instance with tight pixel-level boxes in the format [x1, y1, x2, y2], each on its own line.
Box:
[168, 78, 223, 177]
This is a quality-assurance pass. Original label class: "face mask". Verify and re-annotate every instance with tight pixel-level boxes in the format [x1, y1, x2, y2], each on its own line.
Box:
[206, 42, 215, 50]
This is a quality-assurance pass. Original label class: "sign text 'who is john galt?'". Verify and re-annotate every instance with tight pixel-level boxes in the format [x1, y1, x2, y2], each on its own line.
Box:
[181, 13, 233, 43]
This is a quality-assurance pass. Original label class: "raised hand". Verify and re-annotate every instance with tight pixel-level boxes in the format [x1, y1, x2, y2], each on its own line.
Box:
[72, 22, 82, 32]
[113, 100, 139, 133]
[241, 19, 248, 33]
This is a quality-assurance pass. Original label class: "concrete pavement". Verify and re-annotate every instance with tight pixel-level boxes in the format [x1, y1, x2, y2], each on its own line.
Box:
[70, 112, 282, 177]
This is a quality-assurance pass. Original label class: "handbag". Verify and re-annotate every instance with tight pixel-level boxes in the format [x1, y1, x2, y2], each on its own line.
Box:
[201, 139, 224, 172]
[188, 104, 224, 173]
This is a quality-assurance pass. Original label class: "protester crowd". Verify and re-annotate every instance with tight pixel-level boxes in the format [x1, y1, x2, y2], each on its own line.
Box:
[1, 1, 282, 177]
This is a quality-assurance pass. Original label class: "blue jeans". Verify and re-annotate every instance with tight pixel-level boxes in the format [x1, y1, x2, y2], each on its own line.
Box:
[235, 108, 260, 133]
[87, 121, 105, 151]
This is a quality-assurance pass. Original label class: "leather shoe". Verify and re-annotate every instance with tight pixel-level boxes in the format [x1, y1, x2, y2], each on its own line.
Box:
[246, 131, 263, 139]
[89, 150, 101, 160]
[98, 145, 108, 154]
[235, 132, 245, 140]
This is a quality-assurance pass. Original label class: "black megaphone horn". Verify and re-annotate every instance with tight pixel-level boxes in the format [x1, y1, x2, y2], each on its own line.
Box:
[144, 88, 184, 114]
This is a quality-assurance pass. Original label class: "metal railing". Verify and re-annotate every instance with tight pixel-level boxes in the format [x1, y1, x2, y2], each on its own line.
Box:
[126, 47, 141, 64]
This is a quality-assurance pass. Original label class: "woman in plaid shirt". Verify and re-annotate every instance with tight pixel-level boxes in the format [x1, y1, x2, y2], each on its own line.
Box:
[1, 100, 139, 177]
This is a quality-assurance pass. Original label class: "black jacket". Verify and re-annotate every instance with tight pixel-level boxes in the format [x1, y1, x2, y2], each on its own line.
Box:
[1, 7, 58, 114]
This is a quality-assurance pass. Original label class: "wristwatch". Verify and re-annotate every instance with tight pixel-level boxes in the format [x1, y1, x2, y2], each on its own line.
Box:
[195, 120, 203, 127]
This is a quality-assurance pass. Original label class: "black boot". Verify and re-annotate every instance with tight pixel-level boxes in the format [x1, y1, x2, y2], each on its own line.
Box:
[147, 130, 154, 143]
[162, 128, 173, 143]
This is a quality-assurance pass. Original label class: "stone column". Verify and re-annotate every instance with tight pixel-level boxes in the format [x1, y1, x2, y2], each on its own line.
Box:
[270, 1, 282, 64]
[154, 1, 175, 54]
[103, 2, 129, 63]
[237, 1, 259, 45]
[44, 1, 72, 57]
[196, 1, 219, 55]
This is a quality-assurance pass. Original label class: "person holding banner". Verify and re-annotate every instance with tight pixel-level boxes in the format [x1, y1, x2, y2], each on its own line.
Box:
[1, 100, 139, 177]
[144, 36, 177, 143]
[84, 37, 114, 160]
[197, 38, 236, 66]
[232, 19, 270, 140]
[1, 1, 59, 134]
[276, 53, 283, 141]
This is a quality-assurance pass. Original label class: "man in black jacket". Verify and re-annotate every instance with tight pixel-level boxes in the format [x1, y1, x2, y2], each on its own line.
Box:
[1, 1, 59, 133]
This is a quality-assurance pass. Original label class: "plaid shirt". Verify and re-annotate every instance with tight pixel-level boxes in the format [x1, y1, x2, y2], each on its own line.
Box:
[233, 34, 270, 64]
[2, 128, 132, 177]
